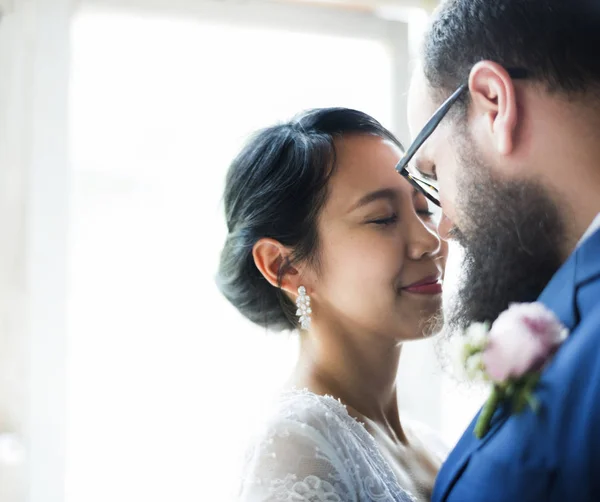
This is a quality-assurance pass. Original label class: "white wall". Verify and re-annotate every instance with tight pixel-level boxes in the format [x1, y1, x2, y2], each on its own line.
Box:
[0, 1, 71, 501]
[0, 6, 30, 501]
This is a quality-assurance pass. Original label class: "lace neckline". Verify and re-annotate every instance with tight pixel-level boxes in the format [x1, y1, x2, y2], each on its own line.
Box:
[283, 387, 367, 424]
[280, 387, 418, 502]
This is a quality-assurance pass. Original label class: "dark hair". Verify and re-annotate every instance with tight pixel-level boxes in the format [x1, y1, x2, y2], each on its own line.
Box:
[423, 0, 600, 111]
[217, 108, 401, 331]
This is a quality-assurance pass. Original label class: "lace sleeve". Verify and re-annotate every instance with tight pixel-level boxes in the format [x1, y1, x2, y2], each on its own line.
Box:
[239, 417, 357, 502]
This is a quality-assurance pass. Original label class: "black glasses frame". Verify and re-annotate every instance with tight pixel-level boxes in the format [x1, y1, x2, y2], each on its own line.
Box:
[396, 68, 530, 207]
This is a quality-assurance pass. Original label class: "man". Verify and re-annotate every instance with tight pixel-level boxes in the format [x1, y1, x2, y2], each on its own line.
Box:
[399, 0, 600, 500]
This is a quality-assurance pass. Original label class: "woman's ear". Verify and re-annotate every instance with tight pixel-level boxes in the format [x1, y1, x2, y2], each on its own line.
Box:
[252, 238, 300, 296]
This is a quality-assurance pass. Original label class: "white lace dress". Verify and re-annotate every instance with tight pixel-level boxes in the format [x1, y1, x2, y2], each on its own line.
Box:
[239, 389, 448, 502]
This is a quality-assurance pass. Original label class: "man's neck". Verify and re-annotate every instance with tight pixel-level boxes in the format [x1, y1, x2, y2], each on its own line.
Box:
[577, 212, 600, 248]
[558, 191, 600, 259]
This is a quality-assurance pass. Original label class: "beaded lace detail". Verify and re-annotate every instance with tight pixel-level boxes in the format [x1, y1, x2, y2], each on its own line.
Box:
[238, 389, 447, 501]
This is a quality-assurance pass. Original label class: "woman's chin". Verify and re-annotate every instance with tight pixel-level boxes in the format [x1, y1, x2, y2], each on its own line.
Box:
[393, 304, 444, 340]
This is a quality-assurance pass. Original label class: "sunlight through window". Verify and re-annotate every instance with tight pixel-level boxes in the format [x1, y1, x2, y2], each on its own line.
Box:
[67, 8, 393, 501]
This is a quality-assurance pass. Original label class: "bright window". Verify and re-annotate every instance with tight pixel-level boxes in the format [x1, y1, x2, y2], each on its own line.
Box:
[67, 8, 395, 501]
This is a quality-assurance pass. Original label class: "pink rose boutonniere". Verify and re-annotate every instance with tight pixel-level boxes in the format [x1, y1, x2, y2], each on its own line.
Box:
[456, 303, 568, 438]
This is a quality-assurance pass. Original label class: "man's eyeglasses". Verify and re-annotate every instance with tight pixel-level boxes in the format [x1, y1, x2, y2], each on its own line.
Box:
[396, 68, 529, 207]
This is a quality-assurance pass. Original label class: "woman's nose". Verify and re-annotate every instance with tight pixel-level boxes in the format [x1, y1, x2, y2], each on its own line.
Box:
[406, 214, 442, 261]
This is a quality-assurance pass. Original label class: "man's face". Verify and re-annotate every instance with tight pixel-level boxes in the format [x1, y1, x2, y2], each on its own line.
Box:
[406, 68, 462, 230]
[406, 67, 565, 331]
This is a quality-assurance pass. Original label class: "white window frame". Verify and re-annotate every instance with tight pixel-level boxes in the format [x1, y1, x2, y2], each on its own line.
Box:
[78, 0, 414, 142]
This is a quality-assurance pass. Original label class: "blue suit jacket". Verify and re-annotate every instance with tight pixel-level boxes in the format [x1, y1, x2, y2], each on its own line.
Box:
[432, 228, 600, 502]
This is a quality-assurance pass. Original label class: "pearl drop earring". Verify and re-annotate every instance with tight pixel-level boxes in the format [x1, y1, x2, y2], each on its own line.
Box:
[296, 286, 312, 330]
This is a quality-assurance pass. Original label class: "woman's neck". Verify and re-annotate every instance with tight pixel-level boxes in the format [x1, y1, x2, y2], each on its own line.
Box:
[292, 326, 404, 436]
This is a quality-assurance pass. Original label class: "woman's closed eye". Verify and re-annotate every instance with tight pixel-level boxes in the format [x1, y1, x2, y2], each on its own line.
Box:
[367, 207, 432, 226]
[368, 214, 398, 226]
[417, 208, 434, 219]
[413, 189, 434, 220]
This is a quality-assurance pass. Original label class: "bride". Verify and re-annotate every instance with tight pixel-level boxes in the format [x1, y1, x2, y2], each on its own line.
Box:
[217, 108, 448, 501]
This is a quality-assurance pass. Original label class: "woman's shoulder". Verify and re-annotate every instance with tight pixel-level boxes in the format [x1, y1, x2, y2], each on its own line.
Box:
[251, 388, 362, 447]
[239, 389, 362, 501]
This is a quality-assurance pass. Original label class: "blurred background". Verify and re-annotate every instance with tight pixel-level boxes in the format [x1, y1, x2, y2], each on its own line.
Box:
[0, 0, 486, 500]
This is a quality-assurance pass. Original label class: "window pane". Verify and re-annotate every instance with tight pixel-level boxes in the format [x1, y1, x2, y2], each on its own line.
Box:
[67, 9, 393, 502]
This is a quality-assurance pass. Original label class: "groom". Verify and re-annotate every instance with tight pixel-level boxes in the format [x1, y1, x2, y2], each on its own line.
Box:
[401, 0, 600, 500]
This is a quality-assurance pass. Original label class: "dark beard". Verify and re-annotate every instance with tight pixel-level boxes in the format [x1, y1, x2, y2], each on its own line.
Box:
[446, 158, 565, 332]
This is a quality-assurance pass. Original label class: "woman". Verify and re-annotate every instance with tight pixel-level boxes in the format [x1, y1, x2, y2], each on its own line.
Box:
[218, 108, 448, 501]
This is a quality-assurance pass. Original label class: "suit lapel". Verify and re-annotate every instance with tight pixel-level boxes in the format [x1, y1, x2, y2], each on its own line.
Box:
[537, 246, 579, 331]
[435, 406, 510, 501]
[537, 227, 600, 330]
[574, 228, 600, 288]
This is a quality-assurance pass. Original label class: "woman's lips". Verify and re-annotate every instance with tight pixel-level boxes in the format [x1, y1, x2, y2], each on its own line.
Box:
[402, 276, 443, 295]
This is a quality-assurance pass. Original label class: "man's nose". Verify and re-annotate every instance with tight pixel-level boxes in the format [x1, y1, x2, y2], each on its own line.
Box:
[438, 213, 454, 240]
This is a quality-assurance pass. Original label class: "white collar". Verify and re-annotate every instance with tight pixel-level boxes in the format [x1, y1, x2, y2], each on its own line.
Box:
[577, 213, 600, 248]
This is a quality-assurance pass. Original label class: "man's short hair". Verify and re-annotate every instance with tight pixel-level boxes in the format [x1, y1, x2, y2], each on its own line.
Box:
[423, 0, 600, 104]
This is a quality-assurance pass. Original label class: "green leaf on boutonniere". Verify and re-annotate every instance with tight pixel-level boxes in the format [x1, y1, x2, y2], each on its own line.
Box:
[512, 372, 541, 414]
[474, 385, 503, 439]
[474, 373, 543, 438]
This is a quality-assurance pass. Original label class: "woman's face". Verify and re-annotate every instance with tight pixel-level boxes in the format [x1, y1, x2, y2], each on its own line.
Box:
[306, 134, 446, 340]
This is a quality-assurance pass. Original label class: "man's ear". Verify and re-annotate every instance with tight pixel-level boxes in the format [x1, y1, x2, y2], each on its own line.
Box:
[468, 61, 519, 156]
[252, 238, 300, 296]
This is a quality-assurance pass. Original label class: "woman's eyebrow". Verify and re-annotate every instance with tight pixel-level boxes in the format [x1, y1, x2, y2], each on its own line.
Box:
[349, 188, 398, 212]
